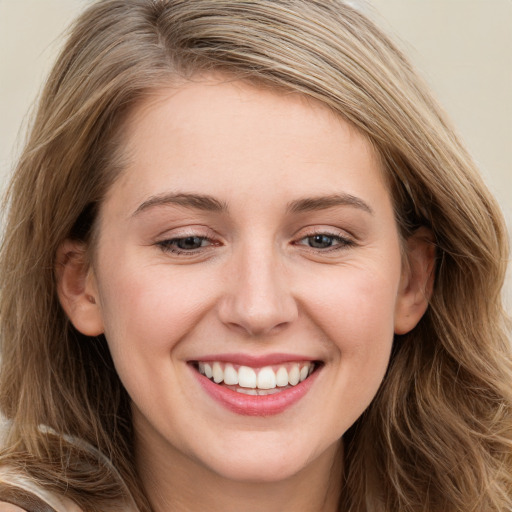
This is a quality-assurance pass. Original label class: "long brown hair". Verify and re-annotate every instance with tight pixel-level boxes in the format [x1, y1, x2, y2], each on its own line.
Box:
[1, 1, 510, 511]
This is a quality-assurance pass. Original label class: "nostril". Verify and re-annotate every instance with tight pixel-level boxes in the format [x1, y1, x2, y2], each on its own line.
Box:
[218, 296, 298, 337]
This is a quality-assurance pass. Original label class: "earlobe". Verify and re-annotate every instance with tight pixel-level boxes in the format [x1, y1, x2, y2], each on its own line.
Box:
[394, 227, 436, 335]
[55, 240, 104, 336]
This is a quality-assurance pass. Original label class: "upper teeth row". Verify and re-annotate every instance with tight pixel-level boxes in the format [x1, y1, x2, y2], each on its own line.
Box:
[198, 362, 315, 390]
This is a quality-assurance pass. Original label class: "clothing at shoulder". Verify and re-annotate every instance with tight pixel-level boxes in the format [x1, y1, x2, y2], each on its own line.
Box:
[0, 425, 139, 512]
[0, 465, 139, 512]
[0, 465, 82, 512]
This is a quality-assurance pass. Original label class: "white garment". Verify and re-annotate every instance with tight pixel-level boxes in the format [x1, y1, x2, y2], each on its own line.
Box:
[0, 465, 83, 512]
[0, 465, 140, 512]
[0, 425, 139, 512]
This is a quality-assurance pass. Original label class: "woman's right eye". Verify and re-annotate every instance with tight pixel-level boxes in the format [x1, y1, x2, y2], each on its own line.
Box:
[157, 236, 214, 254]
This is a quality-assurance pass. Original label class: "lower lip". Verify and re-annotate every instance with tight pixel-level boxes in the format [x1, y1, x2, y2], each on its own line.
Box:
[192, 367, 319, 416]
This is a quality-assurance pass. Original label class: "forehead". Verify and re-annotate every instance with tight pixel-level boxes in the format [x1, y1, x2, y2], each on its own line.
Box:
[104, 76, 389, 216]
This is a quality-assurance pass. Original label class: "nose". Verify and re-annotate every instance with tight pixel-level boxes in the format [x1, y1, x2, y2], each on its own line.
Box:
[217, 244, 298, 337]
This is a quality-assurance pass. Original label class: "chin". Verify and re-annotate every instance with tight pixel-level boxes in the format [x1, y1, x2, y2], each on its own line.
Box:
[211, 455, 310, 484]
[198, 435, 339, 484]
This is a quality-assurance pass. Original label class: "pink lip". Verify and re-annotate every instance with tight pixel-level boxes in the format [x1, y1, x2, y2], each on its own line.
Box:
[190, 364, 320, 417]
[191, 352, 316, 367]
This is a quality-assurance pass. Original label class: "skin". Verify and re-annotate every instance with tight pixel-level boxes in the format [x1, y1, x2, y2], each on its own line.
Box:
[58, 76, 434, 512]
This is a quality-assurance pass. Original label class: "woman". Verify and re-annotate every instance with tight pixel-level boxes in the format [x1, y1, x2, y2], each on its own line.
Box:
[0, 1, 510, 511]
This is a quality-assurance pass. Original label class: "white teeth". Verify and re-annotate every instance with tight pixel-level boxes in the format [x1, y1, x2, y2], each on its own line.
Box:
[288, 364, 300, 386]
[257, 366, 276, 390]
[223, 363, 238, 385]
[276, 366, 289, 387]
[212, 362, 223, 384]
[238, 366, 257, 388]
[197, 361, 316, 390]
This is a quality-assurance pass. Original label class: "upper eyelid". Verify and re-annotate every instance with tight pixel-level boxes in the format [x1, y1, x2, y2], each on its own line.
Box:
[153, 224, 357, 243]
[293, 226, 355, 239]
[155, 227, 354, 240]
[155, 224, 218, 239]
[297, 233, 350, 241]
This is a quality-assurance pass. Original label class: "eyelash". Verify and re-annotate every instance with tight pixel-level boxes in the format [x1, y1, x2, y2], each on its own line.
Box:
[156, 235, 216, 255]
[294, 231, 355, 252]
[156, 230, 355, 256]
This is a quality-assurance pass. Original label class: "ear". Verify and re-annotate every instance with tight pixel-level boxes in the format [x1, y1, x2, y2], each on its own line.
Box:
[394, 227, 436, 335]
[55, 239, 104, 336]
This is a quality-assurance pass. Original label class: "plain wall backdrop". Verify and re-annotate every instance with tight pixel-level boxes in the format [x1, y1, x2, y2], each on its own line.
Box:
[0, 0, 511, 310]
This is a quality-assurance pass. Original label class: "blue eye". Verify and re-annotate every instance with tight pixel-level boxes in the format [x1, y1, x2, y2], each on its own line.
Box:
[158, 236, 212, 253]
[297, 232, 354, 251]
[307, 234, 338, 249]
[175, 236, 207, 250]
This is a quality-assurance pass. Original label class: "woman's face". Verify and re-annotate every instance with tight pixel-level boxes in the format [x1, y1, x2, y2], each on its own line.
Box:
[61, 77, 430, 484]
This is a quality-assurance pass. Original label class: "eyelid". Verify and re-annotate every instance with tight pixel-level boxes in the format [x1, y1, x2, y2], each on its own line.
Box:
[155, 226, 222, 255]
[154, 223, 217, 238]
[293, 225, 354, 240]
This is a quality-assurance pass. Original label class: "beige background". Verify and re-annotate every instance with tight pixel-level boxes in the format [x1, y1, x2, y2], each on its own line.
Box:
[1, 0, 511, 310]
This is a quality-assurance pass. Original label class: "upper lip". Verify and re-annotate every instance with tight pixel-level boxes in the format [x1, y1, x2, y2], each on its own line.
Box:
[189, 353, 319, 367]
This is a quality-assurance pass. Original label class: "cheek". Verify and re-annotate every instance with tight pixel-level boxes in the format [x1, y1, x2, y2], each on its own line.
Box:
[301, 262, 400, 350]
[94, 260, 218, 418]
[96, 257, 216, 358]
[298, 261, 400, 413]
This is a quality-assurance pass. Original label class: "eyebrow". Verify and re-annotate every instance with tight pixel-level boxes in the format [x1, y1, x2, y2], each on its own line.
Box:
[132, 193, 228, 216]
[132, 191, 373, 217]
[286, 194, 374, 215]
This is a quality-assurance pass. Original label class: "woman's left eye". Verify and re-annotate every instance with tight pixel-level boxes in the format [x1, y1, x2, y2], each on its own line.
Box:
[296, 233, 354, 250]
[157, 236, 213, 253]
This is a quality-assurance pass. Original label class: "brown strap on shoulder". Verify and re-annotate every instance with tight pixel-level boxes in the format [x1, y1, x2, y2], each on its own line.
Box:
[0, 484, 58, 512]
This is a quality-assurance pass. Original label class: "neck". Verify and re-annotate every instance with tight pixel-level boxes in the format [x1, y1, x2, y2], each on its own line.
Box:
[135, 422, 343, 512]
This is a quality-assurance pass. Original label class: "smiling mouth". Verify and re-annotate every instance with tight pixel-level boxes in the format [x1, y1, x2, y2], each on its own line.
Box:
[192, 361, 320, 395]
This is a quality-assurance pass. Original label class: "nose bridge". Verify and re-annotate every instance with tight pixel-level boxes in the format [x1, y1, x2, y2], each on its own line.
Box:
[219, 238, 298, 336]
